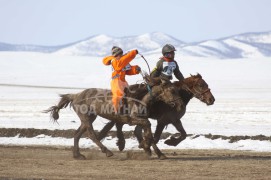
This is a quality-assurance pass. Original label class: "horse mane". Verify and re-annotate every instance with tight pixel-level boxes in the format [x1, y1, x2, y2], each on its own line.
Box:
[173, 73, 202, 89]
[191, 73, 202, 79]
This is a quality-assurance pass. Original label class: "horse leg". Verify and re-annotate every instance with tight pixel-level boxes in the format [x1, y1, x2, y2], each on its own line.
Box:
[97, 121, 115, 141]
[98, 121, 125, 151]
[150, 123, 167, 159]
[134, 125, 143, 144]
[134, 125, 151, 155]
[164, 120, 187, 146]
[116, 123, 125, 151]
[134, 121, 167, 159]
[85, 117, 114, 157]
[153, 123, 165, 144]
[136, 122, 167, 159]
[139, 120, 154, 156]
[77, 113, 113, 157]
[73, 125, 87, 160]
[116, 117, 153, 156]
[73, 107, 92, 160]
[173, 120, 187, 142]
[151, 142, 167, 160]
[140, 123, 166, 158]
[134, 123, 166, 158]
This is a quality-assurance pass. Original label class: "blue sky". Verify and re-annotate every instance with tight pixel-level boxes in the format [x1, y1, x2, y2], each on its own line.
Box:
[0, 0, 271, 45]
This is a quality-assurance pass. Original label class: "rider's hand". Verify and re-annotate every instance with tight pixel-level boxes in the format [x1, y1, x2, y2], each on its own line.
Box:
[136, 66, 141, 73]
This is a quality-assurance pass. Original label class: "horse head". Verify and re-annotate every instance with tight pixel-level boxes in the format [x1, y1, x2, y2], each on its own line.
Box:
[178, 73, 215, 105]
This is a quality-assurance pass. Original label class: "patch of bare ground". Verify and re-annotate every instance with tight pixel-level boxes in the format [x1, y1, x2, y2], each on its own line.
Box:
[0, 146, 270, 180]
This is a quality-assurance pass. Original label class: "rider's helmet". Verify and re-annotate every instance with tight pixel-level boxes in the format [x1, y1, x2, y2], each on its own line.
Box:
[112, 46, 123, 57]
[162, 44, 176, 56]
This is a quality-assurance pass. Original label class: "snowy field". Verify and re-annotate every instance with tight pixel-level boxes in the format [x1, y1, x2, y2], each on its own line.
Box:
[0, 52, 271, 152]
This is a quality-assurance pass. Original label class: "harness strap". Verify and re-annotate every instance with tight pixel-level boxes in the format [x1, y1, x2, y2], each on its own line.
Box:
[139, 71, 153, 98]
[146, 84, 152, 98]
[200, 88, 211, 95]
[112, 74, 120, 80]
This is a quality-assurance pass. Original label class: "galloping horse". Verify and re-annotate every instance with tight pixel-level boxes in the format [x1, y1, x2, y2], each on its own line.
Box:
[44, 79, 183, 159]
[98, 74, 215, 155]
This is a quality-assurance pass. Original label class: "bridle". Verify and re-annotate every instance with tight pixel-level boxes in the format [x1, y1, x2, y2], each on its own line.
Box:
[182, 78, 211, 101]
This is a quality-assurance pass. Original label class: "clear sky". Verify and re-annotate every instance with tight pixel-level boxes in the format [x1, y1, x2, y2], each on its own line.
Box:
[0, 0, 271, 45]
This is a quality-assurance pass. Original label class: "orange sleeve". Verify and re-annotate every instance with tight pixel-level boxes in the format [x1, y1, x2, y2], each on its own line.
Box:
[112, 50, 138, 71]
[126, 65, 140, 75]
[103, 56, 114, 65]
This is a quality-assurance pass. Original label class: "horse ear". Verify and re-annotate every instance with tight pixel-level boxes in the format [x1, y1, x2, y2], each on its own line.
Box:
[197, 73, 202, 78]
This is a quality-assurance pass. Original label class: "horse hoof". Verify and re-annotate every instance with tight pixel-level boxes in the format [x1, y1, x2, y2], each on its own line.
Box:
[117, 139, 125, 151]
[73, 154, 86, 160]
[139, 140, 149, 149]
[159, 154, 167, 160]
[106, 150, 114, 157]
[144, 148, 152, 156]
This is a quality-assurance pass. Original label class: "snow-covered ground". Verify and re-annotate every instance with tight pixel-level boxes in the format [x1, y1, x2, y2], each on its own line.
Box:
[0, 52, 270, 152]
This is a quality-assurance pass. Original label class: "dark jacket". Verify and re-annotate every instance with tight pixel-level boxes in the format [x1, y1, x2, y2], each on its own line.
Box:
[150, 57, 184, 81]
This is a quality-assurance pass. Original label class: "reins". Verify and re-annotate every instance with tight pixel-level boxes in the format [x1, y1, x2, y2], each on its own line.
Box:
[166, 97, 183, 104]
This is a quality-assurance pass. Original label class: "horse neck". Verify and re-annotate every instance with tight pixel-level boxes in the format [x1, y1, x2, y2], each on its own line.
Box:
[141, 84, 167, 106]
[178, 88, 193, 106]
[141, 89, 154, 106]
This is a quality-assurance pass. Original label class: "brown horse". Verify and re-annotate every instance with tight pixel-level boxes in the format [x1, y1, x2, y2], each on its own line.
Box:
[44, 79, 183, 160]
[98, 74, 215, 155]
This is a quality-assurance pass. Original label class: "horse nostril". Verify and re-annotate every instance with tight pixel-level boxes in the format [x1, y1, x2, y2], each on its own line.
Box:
[211, 98, 215, 103]
[208, 98, 215, 105]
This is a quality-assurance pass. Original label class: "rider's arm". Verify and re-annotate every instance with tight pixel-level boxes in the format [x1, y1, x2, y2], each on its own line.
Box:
[150, 59, 163, 78]
[113, 50, 138, 71]
[102, 56, 114, 65]
[174, 61, 185, 81]
[126, 65, 140, 75]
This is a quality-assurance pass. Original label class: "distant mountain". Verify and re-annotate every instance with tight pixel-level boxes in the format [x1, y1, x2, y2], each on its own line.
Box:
[0, 42, 64, 53]
[1, 31, 271, 59]
[179, 31, 271, 58]
[54, 32, 185, 56]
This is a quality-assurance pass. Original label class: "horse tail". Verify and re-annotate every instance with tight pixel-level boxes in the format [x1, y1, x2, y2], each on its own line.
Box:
[43, 94, 75, 122]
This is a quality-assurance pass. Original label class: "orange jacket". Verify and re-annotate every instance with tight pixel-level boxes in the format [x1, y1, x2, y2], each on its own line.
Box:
[103, 50, 139, 82]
